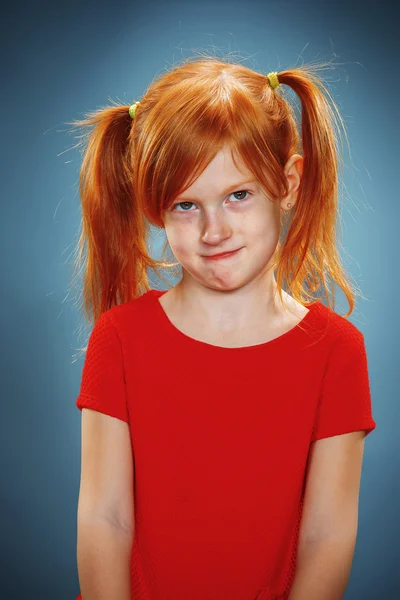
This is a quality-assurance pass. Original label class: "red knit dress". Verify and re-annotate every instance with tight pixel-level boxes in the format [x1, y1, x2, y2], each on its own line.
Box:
[75, 289, 376, 600]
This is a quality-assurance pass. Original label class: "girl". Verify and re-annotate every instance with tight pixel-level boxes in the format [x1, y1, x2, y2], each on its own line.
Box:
[72, 57, 376, 600]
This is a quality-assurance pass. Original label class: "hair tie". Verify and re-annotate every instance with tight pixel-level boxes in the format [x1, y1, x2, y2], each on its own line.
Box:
[266, 72, 280, 90]
[129, 101, 140, 119]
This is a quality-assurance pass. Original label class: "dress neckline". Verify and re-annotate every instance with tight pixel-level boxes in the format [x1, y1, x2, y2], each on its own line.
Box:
[147, 288, 323, 351]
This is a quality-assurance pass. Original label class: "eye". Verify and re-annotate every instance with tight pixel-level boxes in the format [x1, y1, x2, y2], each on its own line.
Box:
[230, 190, 252, 202]
[171, 189, 253, 212]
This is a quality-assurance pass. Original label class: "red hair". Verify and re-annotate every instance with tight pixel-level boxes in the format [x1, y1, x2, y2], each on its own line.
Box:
[67, 55, 364, 350]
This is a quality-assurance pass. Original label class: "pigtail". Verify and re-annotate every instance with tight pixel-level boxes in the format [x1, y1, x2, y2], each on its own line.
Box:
[273, 64, 361, 317]
[66, 101, 171, 332]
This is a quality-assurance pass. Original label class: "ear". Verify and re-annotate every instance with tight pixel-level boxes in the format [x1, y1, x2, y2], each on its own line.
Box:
[280, 154, 303, 211]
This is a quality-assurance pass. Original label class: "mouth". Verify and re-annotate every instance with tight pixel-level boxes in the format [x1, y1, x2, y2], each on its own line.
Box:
[202, 247, 243, 260]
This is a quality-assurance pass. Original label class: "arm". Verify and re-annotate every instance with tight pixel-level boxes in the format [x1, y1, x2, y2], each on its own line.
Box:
[287, 535, 356, 600]
[77, 408, 135, 599]
[77, 516, 133, 600]
[288, 430, 366, 600]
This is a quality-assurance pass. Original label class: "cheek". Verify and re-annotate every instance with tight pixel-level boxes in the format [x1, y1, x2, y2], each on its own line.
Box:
[250, 217, 280, 255]
[248, 209, 278, 234]
[254, 220, 279, 240]
[166, 224, 195, 256]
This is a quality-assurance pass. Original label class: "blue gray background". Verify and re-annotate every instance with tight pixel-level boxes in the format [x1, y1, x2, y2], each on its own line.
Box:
[0, 0, 397, 598]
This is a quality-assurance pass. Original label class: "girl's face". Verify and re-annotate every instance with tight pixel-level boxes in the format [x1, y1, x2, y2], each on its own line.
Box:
[162, 145, 302, 293]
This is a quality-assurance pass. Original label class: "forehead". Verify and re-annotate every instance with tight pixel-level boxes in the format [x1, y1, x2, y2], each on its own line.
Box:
[180, 147, 255, 198]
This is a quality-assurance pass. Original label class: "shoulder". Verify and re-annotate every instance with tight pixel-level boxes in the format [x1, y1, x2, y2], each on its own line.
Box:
[311, 304, 369, 383]
[102, 290, 154, 327]
[93, 290, 157, 352]
[313, 301, 365, 345]
[297, 301, 367, 368]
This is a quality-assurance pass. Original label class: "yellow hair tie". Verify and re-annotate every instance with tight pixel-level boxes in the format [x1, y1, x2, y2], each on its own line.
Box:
[267, 72, 280, 90]
[129, 101, 140, 119]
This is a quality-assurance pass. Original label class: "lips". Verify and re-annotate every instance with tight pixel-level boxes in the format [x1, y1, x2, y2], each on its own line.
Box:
[203, 247, 242, 259]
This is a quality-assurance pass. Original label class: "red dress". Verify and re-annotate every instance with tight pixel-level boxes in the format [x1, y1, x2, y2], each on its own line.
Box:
[75, 289, 376, 600]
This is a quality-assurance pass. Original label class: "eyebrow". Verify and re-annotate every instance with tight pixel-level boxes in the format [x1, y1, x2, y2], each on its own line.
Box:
[176, 180, 257, 202]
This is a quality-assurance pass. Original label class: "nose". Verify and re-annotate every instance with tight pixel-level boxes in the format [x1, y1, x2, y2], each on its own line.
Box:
[200, 209, 233, 246]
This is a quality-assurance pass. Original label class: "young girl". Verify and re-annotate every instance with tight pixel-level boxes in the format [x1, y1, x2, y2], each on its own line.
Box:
[72, 57, 376, 600]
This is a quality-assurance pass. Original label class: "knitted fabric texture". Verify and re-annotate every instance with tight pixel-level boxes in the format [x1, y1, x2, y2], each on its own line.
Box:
[76, 289, 376, 600]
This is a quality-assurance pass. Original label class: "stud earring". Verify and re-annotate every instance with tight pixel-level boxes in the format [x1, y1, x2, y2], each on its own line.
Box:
[287, 203, 292, 208]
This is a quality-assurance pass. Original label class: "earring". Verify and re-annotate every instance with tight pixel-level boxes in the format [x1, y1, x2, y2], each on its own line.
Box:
[287, 203, 292, 208]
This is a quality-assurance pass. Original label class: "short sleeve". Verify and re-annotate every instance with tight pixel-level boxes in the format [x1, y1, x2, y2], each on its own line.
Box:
[311, 327, 376, 442]
[76, 310, 129, 423]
